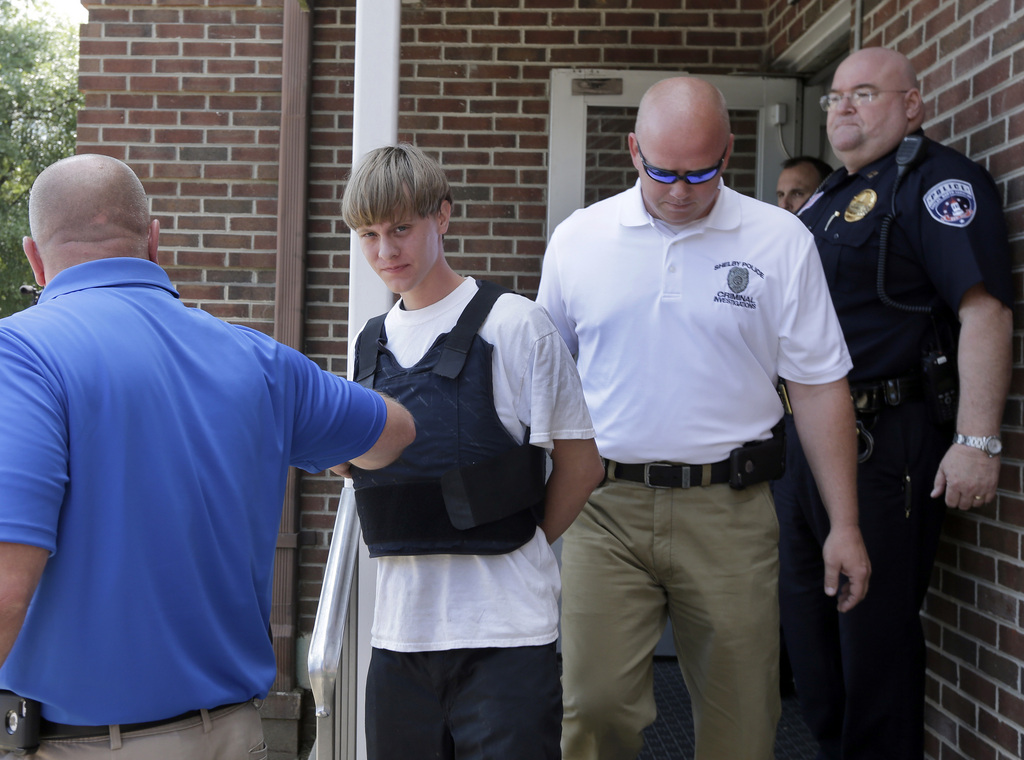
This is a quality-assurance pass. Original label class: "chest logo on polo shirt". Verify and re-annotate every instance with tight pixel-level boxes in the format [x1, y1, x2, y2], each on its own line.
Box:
[727, 267, 749, 293]
[713, 261, 763, 310]
[844, 189, 877, 222]
[924, 180, 976, 227]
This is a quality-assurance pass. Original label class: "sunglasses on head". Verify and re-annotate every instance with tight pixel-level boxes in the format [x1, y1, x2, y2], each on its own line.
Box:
[636, 142, 727, 185]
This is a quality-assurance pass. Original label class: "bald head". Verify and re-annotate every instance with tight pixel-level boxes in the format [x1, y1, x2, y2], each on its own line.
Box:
[635, 77, 731, 150]
[837, 47, 920, 96]
[26, 154, 154, 282]
[827, 47, 924, 172]
[628, 77, 733, 226]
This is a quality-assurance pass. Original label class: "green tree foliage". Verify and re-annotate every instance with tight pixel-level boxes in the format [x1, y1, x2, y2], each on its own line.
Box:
[0, 0, 82, 316]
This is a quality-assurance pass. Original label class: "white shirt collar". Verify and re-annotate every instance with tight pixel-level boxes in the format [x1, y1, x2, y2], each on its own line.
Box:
[618, 178, 741, 237]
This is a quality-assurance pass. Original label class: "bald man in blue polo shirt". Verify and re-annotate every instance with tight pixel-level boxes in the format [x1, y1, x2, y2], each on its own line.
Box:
[0, 154, 414, 760]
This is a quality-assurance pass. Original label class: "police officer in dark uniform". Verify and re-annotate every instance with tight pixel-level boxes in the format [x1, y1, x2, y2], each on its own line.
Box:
[773, 47, 1013, 760]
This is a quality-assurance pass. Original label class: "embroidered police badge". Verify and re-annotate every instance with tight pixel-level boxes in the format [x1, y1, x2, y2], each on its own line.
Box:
[727, 266, 749, 294]
[713, 261, 761, 309]
[924, 180, 976, 227]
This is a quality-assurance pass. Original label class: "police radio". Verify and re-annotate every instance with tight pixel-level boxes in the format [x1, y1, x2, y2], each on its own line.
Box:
[895, 135, 926, 177]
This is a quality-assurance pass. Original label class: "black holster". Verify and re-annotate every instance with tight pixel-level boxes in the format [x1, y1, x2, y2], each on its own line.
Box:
[0, 690, 40, 755]
[728, 423, 786, 489]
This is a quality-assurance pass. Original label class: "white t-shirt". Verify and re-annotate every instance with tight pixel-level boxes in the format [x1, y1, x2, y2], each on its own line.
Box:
[537, 180, 852, 464]
[366, 277, 595, 651]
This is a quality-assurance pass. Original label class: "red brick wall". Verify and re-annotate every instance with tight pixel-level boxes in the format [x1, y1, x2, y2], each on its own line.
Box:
[76, 2, 1024, 754]
[77, 0, 284, 330]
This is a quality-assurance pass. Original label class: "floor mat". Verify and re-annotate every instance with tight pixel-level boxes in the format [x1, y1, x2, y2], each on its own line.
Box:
[637, 657, 818, 759]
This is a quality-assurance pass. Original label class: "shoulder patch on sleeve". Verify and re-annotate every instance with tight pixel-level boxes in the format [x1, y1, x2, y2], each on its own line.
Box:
[923, 180, 976, 227]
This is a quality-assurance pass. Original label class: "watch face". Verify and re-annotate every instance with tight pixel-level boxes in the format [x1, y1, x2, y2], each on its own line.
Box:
[986, 438, 1003, 455]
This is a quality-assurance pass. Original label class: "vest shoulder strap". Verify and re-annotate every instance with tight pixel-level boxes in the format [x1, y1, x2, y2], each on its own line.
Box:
[354, 280, 512, 386]
[433, 279, 511, 379]
[354, 313, 387, 388]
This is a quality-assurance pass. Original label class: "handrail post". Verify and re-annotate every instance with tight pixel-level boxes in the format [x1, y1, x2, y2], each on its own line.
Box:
[308, 484, 362, 758]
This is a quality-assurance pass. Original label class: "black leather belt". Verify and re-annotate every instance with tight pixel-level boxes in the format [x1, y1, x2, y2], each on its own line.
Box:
[610, 459, 731, 489]
[40, 701, 248, 740]
[850, 374, 923, 414]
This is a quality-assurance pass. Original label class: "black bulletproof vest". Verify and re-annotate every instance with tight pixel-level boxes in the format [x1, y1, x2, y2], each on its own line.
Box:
[350, 280, 545, 557]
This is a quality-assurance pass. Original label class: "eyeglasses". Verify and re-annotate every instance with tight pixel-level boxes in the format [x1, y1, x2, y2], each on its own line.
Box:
[635, 142, 727, 185]
[819, 89, 909, 112]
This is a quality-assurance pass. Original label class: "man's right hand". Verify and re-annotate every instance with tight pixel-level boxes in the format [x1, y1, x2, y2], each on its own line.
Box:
[822, 524, 871, 612]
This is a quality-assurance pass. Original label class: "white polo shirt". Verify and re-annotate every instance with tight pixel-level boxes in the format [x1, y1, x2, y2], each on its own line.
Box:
[537, 180, 851, 465]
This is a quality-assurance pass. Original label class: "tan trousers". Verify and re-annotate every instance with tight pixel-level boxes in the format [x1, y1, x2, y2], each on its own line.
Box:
[5, 701, 266, 760]
[560, 479, 781, 760]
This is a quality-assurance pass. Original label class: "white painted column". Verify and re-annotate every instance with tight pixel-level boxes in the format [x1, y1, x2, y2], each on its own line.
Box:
[348, 0, 401, 375]
[348, 2, 401, 759]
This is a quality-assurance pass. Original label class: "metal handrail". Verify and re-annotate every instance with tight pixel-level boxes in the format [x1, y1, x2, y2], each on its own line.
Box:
[308, 483, 361, 760]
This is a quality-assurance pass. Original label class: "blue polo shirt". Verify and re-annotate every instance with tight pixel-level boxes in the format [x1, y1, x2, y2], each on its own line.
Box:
[0, 257, 387, 725]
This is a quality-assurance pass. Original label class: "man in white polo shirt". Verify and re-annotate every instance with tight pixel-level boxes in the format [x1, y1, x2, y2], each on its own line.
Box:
[537, 76, 871, 760]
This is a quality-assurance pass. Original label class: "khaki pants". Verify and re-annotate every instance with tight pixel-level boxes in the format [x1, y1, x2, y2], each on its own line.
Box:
[560, 479, 781, 760]
[5, 701, 266, 760]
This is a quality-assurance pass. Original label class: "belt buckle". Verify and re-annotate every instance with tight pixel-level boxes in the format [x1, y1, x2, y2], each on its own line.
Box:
[644, 463, 687, 489]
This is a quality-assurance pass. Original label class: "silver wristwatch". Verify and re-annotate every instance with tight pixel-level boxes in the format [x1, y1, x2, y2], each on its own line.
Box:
[953, 433, 1003, 457]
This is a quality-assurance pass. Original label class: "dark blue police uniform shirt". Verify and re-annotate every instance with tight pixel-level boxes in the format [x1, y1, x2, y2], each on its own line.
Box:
[799, 132, 1012, 384]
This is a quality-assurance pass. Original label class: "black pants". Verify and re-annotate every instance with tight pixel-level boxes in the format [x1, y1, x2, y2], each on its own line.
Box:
[773, 402, 947, 760]
[365, 644, 562, 760]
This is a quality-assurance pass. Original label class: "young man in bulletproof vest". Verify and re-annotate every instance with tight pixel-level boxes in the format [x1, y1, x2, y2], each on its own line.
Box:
[336, 143, 603, 760]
